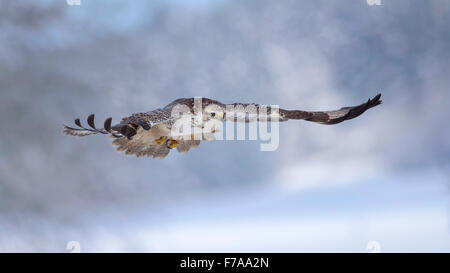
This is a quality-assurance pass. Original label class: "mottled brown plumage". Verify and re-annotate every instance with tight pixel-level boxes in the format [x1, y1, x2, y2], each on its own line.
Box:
[64, 94, 382, 158]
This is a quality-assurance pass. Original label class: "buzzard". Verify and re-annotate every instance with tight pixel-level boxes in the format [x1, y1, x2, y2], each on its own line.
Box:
[64, 93, 382, 158]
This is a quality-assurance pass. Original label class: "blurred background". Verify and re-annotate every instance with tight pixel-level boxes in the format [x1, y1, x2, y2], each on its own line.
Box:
[0, 0, 449, 252]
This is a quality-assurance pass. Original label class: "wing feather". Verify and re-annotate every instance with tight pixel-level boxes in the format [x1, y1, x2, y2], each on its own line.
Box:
[176, 138, 201, 153]
[282, 93, 382, 124]
[152, 144, 170, 158]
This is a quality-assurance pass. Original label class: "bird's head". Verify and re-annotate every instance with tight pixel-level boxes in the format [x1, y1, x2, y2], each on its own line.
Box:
[203, 103, 225, 121]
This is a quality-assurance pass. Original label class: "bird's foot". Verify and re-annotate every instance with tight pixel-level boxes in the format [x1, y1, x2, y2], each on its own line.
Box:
[166, 139, 179, 149]
[155, 136, 167, 145]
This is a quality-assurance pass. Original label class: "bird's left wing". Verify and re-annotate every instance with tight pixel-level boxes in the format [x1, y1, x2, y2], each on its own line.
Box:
[281, 93, 382, 125]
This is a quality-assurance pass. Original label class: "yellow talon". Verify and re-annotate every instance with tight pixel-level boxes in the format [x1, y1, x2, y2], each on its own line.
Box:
[155, 136, 167, 145]
[166, 139, 179, 149]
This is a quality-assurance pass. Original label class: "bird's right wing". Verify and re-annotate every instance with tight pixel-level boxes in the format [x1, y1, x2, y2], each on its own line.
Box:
[63, 108, 175, 139]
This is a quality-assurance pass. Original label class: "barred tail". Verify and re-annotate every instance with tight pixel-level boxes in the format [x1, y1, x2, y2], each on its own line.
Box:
[63, 114, 123, 138]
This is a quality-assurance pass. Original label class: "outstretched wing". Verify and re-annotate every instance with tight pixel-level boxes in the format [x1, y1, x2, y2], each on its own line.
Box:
[281, 93, 382, 124]
[64, 108, 179, 158]
[63, 101, 204, 158]
[63, 115, 121, 137]
[63, 108, 174, 139]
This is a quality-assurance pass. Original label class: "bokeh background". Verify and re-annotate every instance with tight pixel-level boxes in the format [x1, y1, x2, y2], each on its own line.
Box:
[1, 0, 449, 252]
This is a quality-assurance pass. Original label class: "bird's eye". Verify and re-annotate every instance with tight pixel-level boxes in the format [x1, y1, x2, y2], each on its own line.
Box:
[211, 113, 216, 117]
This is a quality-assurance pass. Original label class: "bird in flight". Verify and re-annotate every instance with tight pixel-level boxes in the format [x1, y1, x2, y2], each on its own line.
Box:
[64, 93, 382, 158]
